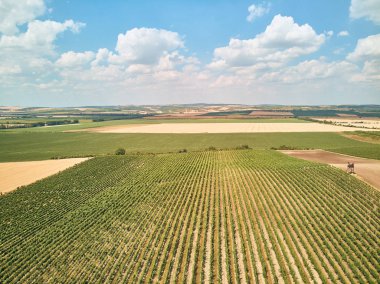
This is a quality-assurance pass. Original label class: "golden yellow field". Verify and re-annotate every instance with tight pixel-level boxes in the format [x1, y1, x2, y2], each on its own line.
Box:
[0, 158, 89, 193]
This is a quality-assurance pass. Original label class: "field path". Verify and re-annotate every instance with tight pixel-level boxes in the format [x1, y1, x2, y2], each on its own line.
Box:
[280, 150, 380, 190]
[0, 158, 89, 193]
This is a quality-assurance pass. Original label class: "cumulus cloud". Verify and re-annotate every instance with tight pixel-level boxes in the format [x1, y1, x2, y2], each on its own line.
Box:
[338, 31, 349, 37]
[350, 0, 380, 25]
[115, 28, 184, 65]
[347, 34, 380, 61]
[0, 0, 46, 35]
[326, 31, 334, 38]
[362, 60, 380, 80]
[56, 51, 95, 67]
[0, 20, 85, 53]
[346, 34, 380, 82]
[0, 0, 86, 91]
[0, 64, 22, 75]
[0, 2, 378, 105]
[91, 48, 112, 67]
[53, 26, 199, 91]
[261, 59, 358, 83]
[212, 15, 325, 67]
[247, 2, 271, 22]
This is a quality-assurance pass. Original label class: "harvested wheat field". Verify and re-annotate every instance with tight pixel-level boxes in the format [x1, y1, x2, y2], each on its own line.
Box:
[280, 150, 380, 190]
[313, 118, 380, 129]
[84, 122, 378, 133]
[0, 158, 89, 194]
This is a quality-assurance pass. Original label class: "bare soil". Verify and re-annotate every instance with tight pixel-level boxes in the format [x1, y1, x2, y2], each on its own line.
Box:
[81, 123, 378, 134]
[0, 158, 89, 193]
[280, 150, 380, 190]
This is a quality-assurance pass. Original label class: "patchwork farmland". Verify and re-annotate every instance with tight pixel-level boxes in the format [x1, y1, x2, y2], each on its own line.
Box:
[1, 150, 379, 283]
[2, 0, 380, 281]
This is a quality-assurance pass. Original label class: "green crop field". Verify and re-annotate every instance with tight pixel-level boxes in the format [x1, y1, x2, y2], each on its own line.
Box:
[0, 131, 379, 162]
[1, 150, 379, 283]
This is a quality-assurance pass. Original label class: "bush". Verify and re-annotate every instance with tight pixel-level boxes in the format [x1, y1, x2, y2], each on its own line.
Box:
[207, 146, 217, 151]
[178, 149, 187, 153]
[236, 144, 250, 150]
[278, 145, 296, 150]
[115, 148, 126, 155]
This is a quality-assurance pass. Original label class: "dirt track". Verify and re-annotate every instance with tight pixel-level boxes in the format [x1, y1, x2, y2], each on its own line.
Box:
[82, 123, 378, 133]
[280, 150, 380, 190]
[0, 158, 89, 194]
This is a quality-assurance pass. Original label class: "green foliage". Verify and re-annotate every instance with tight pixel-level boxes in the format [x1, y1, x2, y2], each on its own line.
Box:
[115, 148, 126, 155]
[270, 145, 299, 150]
[350, 131, 380, 141]
[0, 119, 79, 129]
[1, 151, 379, 282]
[235, 144, 251, 150]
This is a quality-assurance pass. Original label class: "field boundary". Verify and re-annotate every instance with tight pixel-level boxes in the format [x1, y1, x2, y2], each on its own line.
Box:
[279, 149, 380, 190]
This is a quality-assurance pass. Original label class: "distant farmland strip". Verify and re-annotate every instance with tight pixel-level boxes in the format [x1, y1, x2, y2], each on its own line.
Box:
[1, 150, 379, 283]
[1, 132, 380, 162]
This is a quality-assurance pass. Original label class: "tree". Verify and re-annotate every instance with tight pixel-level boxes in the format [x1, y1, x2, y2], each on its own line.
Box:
[115, 148, 126, 155]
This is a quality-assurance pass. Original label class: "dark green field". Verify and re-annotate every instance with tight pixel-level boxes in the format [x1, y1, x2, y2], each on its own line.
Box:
[0, 131, 379, 162]
[1, 150, 379, 283]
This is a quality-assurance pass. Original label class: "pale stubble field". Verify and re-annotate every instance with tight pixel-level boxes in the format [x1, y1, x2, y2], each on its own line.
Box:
[81, 122, 378, 133]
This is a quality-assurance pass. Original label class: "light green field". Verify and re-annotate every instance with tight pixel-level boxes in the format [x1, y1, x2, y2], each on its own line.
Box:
[0, 131, 379, 162]
[1, 150, 378, 283]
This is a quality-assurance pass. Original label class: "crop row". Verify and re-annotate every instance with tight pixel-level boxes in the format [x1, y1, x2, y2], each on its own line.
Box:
[1, 150, 379, 283]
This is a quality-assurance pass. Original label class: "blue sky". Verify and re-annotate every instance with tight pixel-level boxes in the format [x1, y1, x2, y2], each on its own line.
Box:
[49, 0, 376, 60]
[0, 0, 379, 106]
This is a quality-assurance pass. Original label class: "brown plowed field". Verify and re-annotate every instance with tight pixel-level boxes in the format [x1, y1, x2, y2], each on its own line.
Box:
[280, 150, 380, 190]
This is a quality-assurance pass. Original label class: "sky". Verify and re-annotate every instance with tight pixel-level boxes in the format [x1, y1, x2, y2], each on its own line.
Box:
[0, 0, 379, 106]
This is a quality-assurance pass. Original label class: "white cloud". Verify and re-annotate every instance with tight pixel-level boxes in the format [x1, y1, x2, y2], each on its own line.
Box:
[0, 0, 46, 35]
[361, 60, 380, 80]
[338, 31, 349, 37]
[56, 51, 95, 67]
[350, 0, 380, 25]
[0, 20, 85, 53]
[52, 26, 199, 91]
[347, 34, 380, 61]
[126, 64, 151, 74]
[0, 2, 378, 105]
[213, 15, 325, 67]
[0, 64, 22, 75]
[261, 59, 358, 83]
[346, 34, 380, 82]
[326, 31, 334, 38]
[0, 0, 86, 90]
[115, 28, 184, 65]
[92, 48, 111, 66]
[247, 2, 271, 22]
